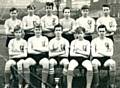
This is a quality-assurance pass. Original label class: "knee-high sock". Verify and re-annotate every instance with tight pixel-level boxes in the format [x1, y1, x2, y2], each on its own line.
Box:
[42, 68, 49, 84]
[67, 70, 74, 88]
[18, 70, 23, 85]
[93, 68, 99, 88]
[4, 70, 11, 84]
[109, 70, 116, 88]
[24, 68, 30, 84]
[86, 71, 93, 88]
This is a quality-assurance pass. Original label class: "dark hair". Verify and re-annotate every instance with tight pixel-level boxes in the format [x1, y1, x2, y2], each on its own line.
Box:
[98, 25, 107, 31]
[63, 7, 71, 13]
[35, 24, 42, 29]
[27, 5, 36, 10]
[46, 2, 54, 9]
[74, 26, 85, 34]
[54, 23, 63, 31]
[14, 25, 21, 32]
[102, 4, 110, 8]
[81, 5, 89, 10]
[10, 7, 18, 12]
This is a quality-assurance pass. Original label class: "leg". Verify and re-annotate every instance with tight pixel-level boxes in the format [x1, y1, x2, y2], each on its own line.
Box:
[49, 58, 57, 87]
[92, 59, 101, 88]
[60, 58, 69, 75]
[82, 60, 93, 88]
[60, 58, 69, 88]
[104, 59, 116, 88]
[67, 59, 78, 88]
[39, 58, 49, 88]
[17, 59, 25, 88]
[23, 58, 36, 88]
[4, 60, 16, 88]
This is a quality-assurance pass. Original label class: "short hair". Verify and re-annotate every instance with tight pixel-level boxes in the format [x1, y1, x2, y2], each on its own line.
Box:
[63, 7, 71, 13]
[46, 2, 54, 9]
[35, 24, 42, 29]
[27, 5, 36, 10]
[9, 7, 18, 12]
[81, 5, 89, 10]
[74, 26, 85, 34]
[102, 4, 110, 8]
[54, 23, 63, 31]
[14, 25, 22, 32]
[98, 25, 107, 31]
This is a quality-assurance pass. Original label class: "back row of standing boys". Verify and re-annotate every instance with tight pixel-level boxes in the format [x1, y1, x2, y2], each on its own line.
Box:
[4, 2, 117, 88]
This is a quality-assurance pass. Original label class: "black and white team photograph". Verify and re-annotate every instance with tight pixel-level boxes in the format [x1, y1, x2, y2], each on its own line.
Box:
[0, 0, 120, 88]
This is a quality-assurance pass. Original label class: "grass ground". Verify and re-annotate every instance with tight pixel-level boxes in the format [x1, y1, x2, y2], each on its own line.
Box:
[0, 25, 120, 88]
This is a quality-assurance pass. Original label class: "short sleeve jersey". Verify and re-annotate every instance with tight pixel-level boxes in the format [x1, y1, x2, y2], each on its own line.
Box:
[8, 38, 27, 53]
[91, 37, 113, 57]
[60, 18, 75, 32]
[70, 39, 90, 57]
[28, 36, 49, 51]
[76, 16, 95, 33]
[96, 16, 117, 33]
[49, 37, 69, 57]
[22, 15, 40, 30]
[41, 15, 58, 32]
[4, 18, 22, 34]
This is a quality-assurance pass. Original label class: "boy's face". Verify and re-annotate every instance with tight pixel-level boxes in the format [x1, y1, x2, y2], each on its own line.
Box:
[27, 8, 34, 15]
[76, 31, 84, 40]
[46, 5, 53, 14]
[10, 10, 18, 18]
[98, 28, 106, 37]
[102, 7, 110, 16]
[34, 28, 42, 36]
[64, 9, 70, 17]
[14, 30, 22, 39]
[81, 9, 89, 17]
[54, 27, 62, 38]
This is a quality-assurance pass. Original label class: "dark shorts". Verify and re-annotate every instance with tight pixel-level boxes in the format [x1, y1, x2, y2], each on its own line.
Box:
[84, 35, 92, 42]
[42, 31, 55, 41]
[24, 30, 34, 41]
[28, 52, 48, 65]
[106, 35, 114, 42]
[92, 56, 110, 68]
[12, 57, 26, 63]
[62, 33, 74, 43]
[50, 56, 68, 66]
[6, 36, 14, 47]
[70, 57, 89, 67]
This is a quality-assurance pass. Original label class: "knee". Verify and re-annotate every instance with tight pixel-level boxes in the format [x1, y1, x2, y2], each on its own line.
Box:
[17, 59, 25, 71]
[82, 60, 93, 71]
[68, 59, 78, 71]
[104, 59, 116, 71]
[39, 58, 49, 69]
[5, 60, 16, 71]
[60, 58, 69, 66]
[24, 58, 36, 68]
[49, 58, 57, 66]
[92, 59, 100, 70]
